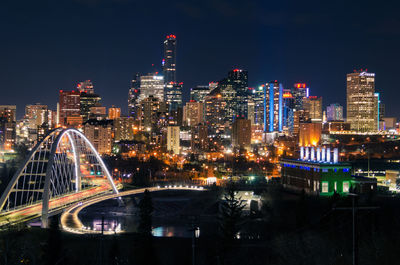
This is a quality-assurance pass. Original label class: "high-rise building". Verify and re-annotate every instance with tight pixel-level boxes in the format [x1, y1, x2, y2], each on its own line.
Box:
[251, 82, 285, 133]
[183, 101, 204, 127]
[0, 105, 16, 123]
[83, 119, 113, 155]
[326, 103, 343, 121]
[265, 81, 284, 132]
[218, 78, 236, 123]
[59, 90, 81, 126]
[138, 73, 164, 103]
[190, 85, 210, 103]
[379, 101, 385, 122]
[374, 92, 380, 131]
[140, 96, 164, 130]
[89, 106, 107, 120]
[0, 105, 16, 150]
[247, 99, 255, 125]
[291, 83, 309, 110]
[77, 80, 94, 94]
[218, 69, 249, 121]
[165, 82, 183, 112]
[108, 106, 121, 120]
[25, 104, 52, 129]
[252, 85, 265, 126]
[80, 92, 101, 122]
[167, 126, 180, 154]
[191, 124, 208, 152]
[128, 73, 141, 118]
[114, 116, 135, 141]
[303, 96, 323, 122]
[0, 121, 16, 150]
[346, 70, 377, 132]
[232, 118, 251, 151]
[163, 34, 177, 84]
[282, 90, 295, 133]
[229, 69, 249, 118]
[204, 88, 226, 130]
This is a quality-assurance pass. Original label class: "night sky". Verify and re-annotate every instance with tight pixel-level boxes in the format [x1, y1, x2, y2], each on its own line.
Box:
[1, 0, 400, 118]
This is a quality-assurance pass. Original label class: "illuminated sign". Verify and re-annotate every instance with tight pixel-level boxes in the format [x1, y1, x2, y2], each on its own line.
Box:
[283, 92, 293, 98]
[295, 83, 306, 88]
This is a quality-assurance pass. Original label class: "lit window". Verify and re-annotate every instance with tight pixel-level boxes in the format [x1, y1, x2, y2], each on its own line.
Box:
[343, 182, 349, 193]
[322, 182, 329, 193]
[322, 169, 328, 173]
[334, 182, 337, 191]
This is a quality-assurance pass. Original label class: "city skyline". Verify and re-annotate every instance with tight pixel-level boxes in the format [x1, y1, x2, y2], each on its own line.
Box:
[1, 1, 400, 263]
[1, 0, 400, 119]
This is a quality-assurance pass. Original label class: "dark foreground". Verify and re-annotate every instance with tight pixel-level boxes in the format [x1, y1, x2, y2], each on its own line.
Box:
[2, 186, 400, 265]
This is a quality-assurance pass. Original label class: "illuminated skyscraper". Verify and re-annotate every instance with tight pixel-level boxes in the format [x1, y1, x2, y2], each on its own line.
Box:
[80, 92, 101, 122]
[128, 73, 140, 118]
[219, 79, 236, 123]
[326, 103, 343, 121]
[0, 105, 16, 123]
[217, 69, 248, 122]
[59, 90, 81, 126]
[114, 116, 135, 141]
[204, 88, 226, 130]
[165, 82, 183, 112]
[108, 106, 121, 120]
[252, 85, 265, 126]
[229, 69, 249, 119]
[167, 126, 180, 154]
[291, 83, 309, 110]
[251, 82, 285, 133]
[303, 96, 323, 122]
[25, 104, 53, 129]
[282, 90, 295, 133]
[140, 96, 167, 130]
[0, 105, 16, 150]
[190, 85, 210, 103]
[232, 118, 251, 151]
[161, 34, 182, 120]
[138, 73, 164, 103]
[265, 81, 283, 132]
[183, 101, 204, 126]
[163, 34, 177, 84]
[346, 70, 377, 132]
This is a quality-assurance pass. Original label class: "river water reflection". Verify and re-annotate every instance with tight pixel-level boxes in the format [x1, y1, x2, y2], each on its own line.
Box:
[78, 190, 211, 238]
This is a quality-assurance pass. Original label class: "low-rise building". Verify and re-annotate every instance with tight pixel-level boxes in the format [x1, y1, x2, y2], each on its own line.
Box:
[281, 158, 352, 195]
[281, 146, 377, 195]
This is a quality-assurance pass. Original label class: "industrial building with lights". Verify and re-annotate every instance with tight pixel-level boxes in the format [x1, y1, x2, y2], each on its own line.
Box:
[280, 147, 376, 196]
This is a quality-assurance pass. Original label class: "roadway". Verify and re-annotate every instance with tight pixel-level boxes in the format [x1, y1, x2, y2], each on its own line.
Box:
[0, 183, 115, 227]
[60, 185, 205, 235]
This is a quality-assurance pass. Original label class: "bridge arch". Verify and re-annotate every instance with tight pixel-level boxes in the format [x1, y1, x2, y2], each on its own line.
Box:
[0, 128, 118, 227]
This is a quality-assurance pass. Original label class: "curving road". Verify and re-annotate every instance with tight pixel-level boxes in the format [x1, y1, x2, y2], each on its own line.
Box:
[60, 185, 205, 235]
[0, 184, 113, 227]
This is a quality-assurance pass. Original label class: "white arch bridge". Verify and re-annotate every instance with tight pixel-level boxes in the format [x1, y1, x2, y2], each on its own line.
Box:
[0, 128, 118, 228]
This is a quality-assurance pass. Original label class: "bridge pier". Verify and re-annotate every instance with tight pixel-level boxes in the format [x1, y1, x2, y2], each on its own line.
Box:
[41, 215, 49, 228]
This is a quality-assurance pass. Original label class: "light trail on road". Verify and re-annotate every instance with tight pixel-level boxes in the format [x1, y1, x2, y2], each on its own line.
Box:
[60, 185, 205, 235]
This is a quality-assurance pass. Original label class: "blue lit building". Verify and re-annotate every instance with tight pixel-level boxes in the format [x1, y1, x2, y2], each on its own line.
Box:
[251, 81, 286, 133]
